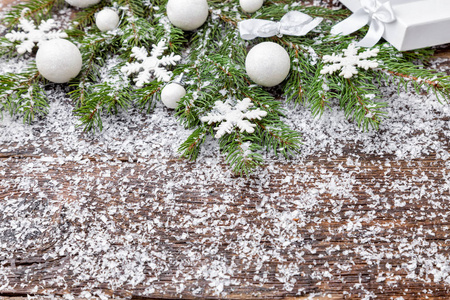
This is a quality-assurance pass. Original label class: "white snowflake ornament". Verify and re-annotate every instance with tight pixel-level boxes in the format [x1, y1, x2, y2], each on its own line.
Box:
[5, 18, 68, 54]
[201, 98, 267, 138]
[121, 40, 181, 87]
[320, 43, 379, 79]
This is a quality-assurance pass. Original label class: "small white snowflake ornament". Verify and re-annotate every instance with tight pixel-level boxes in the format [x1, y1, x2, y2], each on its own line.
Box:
[121, 40, 181, 87]
[5, 18, 68, 54]
[201, 98, 267, 138]
[320, 43, 379, 78]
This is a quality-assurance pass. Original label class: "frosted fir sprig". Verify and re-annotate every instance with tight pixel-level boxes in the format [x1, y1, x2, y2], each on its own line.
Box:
[5, 18, 68, 54]
[121, 40, 181, 87]
[320, 43, 379, 78]
[200, 98, 268, 139]
[2, 0, 450, 176]
[0, 65, 48, 123]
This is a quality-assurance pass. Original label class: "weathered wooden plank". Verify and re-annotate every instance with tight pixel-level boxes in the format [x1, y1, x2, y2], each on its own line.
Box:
[1, 147, 450, 299]
[2, 1, 450, 299]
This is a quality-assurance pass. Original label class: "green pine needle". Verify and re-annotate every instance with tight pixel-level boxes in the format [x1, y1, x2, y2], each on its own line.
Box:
[1, 0, 450, 175]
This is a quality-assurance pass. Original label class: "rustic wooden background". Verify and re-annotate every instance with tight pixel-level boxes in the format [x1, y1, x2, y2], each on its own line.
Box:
[2, 1, 450, 299]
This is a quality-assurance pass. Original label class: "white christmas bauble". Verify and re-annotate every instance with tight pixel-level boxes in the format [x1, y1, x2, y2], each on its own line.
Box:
[161, 83, 186, 109]
[167, 0, 209, 31]
[65, 0, 100, 8]
[96, 8, 120, 32]
[245, 42, 290, 87]
[240, 0, 263, 13]
[36, 39, 82, 83]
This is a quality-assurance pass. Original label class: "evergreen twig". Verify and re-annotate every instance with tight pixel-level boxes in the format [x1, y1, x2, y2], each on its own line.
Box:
[0, 0, 449, 175]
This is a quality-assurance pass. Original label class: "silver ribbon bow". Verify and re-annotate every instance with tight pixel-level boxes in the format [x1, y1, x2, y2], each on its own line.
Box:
[239, 11, 323, 40]
[331, 0, 396, 47]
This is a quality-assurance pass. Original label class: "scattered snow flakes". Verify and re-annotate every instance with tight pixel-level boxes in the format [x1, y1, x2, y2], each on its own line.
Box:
[200, 98, 267, 138]
[2, 14, 450, 298]
[5, 18, 68, 54]
[197, 260, 237, 295]
[121, 40, 181, 87]
[320, 43, 379, 78]
[276, 263, 301, 292]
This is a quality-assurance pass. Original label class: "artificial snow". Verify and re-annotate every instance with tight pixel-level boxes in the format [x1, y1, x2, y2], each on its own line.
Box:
[1, 50, 450, 297]
[1, 3, 450, 300]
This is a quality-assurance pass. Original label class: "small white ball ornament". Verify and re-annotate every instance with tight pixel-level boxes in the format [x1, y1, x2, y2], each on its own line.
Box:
[245, 42, 290, 87]
[36, 39, 82, 83]
[65, 0, 100, 8]
[167, 0, 209, 31]
[96, 8, 120, 32]
[240, 0, 263, 13]
[161, 83, 186, 109]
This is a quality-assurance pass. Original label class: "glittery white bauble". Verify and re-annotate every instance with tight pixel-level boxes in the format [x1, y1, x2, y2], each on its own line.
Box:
[161, 83, 186, 109]
[96, 8, 120, 32]
[36, 39, 82, 83]
[65, 0, 100, 8]
[167, 0, 209, 31]
[240, 0, 263, 13]
[245, 42, 290, 87]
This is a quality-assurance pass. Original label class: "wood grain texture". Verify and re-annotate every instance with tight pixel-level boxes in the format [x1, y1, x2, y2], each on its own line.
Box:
[1, 131, 450, 299]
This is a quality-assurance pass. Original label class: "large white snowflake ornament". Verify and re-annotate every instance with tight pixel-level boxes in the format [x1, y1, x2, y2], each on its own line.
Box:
[320, 43, 379, 78]
[5, 18, 68, 54]
[201, 98, 268, 138]
[121, 40, 181, 87]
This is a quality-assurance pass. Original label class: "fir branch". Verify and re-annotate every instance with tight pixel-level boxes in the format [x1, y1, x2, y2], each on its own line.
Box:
[219, 132, 264, 177]
[376, 48, 450, 103]
[3, 0, 64, 28]
[177, 88, 220, 128]
[174, 0, 306, 173]
[0, 38, 16, 57]
[178, 126, 209, 161]
[117, 0, 148, 46]
[0, 64, 48, 123]
[120, 17, 155, 47]
[256, 120, 302, 158]
[340, 76, 387, 130]
[1, 0, 449, 176]
[74, 82, 132, 132]
[69, 32, 120, 105]
[287, 67, 332, 117]
[384, 70, 450, 103]
[299, 5, 352, 21]
[284, 44, 331, 117]
[204, 54, 248, 90]
[133, 81, 162, 113]
[118, 0, 146, 18]
[144, 1, 187, 51]
[70, 4, 102, 29]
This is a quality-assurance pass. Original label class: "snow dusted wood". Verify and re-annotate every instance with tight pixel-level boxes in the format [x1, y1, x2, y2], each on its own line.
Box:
[2, 2, 450, 300]
[1, 150, 450, 299]
[1, 57, 450, 297]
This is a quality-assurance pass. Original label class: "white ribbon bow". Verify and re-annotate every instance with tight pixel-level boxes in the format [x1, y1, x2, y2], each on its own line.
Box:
[239, 11, 323, 40]
[331, 0, 396, 47]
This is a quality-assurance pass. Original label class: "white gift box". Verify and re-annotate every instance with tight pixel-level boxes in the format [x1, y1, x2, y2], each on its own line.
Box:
[338, 0, 450, 51]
